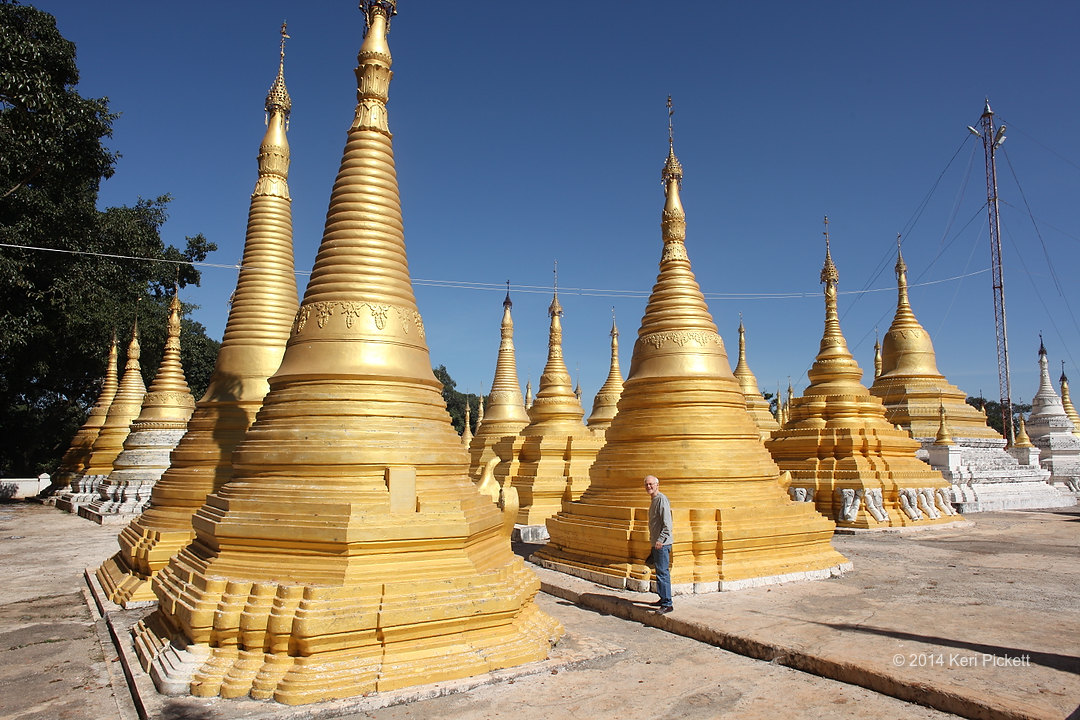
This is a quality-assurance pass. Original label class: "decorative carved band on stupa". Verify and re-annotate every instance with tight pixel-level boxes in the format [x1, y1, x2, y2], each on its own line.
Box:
[293, 299, 425, 338]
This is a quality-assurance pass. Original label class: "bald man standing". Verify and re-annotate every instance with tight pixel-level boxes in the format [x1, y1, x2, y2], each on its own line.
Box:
[644, 475, 673, 613]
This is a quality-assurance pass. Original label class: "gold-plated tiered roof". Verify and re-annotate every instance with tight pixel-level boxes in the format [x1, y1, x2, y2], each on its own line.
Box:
[78, 321, 147, 479]
[506, 282, 602, 526]
[83, 291, 196, 522]
[536, 111, 847, 592]
[132, 5, 559, 704]
[97, 24, 300, 606]
[468, 289, 531, 482]
[766, 227, 959, 529]
[869, 244, 1000, 440]
[52, 332, 119, 491]
[586, 313, 624, 431]
[733, 319, 780, 439]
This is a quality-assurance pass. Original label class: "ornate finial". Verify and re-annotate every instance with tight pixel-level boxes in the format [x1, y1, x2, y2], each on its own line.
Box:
[895, 233, 907, 274]
[548, 261, 563, 318]
[611, 307, 618, 339]
[661, 96, 683, 186]
[360, 0, 397, 31]
[1038, 333, 1046, 356]
[266, 21, 292, 120]
[1062, 360, 1068, 384]
[820, 216, 838, 285]
[503, 279, 512, 309]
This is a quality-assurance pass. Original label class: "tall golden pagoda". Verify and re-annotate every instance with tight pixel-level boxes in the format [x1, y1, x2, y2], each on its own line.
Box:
[467, 289, 530, 484]
[56, 322, 147, 513]
[82, 291, 195, 524]
[732, 319, 780, 439]
[48, 332, 119, 498]
[535, 109, 847, 592]
[869, 244, 1002, 442]
[1061, 366, 1080, 439]
[132, 5, 560, 704]
[766, 225, 960, 529]
[504, 280, 603, 533]
[585, 313, 624, 432]
[97, 25, 300, 606]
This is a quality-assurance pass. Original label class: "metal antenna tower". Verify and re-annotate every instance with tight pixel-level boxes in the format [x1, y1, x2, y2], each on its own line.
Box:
[968, 99, 1014, 443]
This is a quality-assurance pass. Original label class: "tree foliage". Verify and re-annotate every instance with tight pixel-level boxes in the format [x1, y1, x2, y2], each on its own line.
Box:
[0, 1, 219, 475]
[965, 396, 1031, 437]
[433, 364, 479, 436]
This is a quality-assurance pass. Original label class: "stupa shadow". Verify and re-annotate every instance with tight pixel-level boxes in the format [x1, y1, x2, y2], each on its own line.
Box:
[817, 622, 1080, 674]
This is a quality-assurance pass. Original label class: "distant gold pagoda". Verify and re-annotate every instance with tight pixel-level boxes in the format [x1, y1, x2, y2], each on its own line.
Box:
[503, 284, 603, 535]
[765, 226, 961, 530]
[733, 319, 779, 439]
[48, 332, 119, 498]
[585, 314, 623, 433]
[1061, 367, 1080, 440]
[467, 290, 530, 487]
[870, 245, 1002, 442]
[81, 291, 195, 523]
[132, 4, 559, 704]
[535, 116, 848, 592]
[56, 322, 146, 513]
[97, 25, 300, 607]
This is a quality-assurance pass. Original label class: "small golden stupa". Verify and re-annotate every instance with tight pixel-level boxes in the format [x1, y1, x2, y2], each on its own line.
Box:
[869, 244, 1002, 442]
[535, 108, 848, 592]
[524, 379, 533, 409]
[97, 25, 300, 606]
[1061, 366, 1080, 439]
[505, 279, 603, 530]
[873, 334, 882, 380]
[765, 224, 960, 530]
[56, 322, 146, 513]
[81, 291, 195, 523]
[49, 332, 119, 497]
[467, 289, 530, 484]
[461, 400, 474, 446]
[585, 313, 624, 432]
[732, 319, 780, 440]
[132, 4, 560, 704]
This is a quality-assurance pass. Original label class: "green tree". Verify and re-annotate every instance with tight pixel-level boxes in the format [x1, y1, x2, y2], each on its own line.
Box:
[965, 396, 1032, 437]
[433, 364, 479, 435]
[0, 1, 218, 475]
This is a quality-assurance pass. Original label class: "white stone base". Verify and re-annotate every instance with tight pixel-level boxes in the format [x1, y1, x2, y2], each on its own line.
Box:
[513, 524, 550, 543]
[834, 519, 973, 535]
[950, 482, 1075, 513]
[535, 557, 852, 595]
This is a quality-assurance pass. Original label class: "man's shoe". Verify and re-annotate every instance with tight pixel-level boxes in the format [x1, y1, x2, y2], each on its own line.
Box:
[655, 605, 674, 615]
[649, 599, 665, 606]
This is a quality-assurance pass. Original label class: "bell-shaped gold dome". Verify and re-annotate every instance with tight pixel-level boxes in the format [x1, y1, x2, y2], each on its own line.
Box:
[98, 27, 300, 607]
[132, 4, 560, 705]
[535, 127, 847, 592]
[766, 230, 960, 530]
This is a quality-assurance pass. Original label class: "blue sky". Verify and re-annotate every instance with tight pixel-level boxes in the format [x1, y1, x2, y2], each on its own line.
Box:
[36, 1, 1080, 408]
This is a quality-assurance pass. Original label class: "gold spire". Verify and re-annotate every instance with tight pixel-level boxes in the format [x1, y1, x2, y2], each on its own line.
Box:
[265, 22, 292, 122]
[934, 402, 954, 446]
[524, 379, 533, 409]
[98, 27, 300, 606]
[586, 311, 624, 431]
[536, 110, 847, 592]
[132, 5, 559, 703]
[53, 332, 120, 489]
[78, 321, 147, 479]
[870, 243, 1001, 440]
[527, 267, 585, 428]
[83, 290, 196, 522]
[873, 332, 882, 380]
[732, 318, 780, 439]
[477, 393, 484, 427]
[1060, 363, 1080, 438]
[766, 230, 959, 530]
[462, 398, 473, 446]
[1013, 413, 1034, 448]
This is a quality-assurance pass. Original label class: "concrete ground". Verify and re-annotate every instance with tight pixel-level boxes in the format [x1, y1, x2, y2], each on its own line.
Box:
[0, 501, 1077, 720]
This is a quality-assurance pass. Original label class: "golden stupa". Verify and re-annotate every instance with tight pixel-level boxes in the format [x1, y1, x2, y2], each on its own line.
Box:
[524, 379, 533, 409]
[82, 291, 195, 523]
[97, 26, 300, 606]
[504, 282, 604, 532]
[732, 319, 780, 440]
[869, 244, 1002, 442]
[461, 401, 474, 447]
[535, 114, 848, 592]
[49, 332, 119, 497]
[585, 314, 624, 433]
[56, 322, 147, 513]
[1061, 367, 1080, 439]
[131, 4, 560, 704]
[467, 290, 530, 485]
[873, 334, 882, 380]
[765, 225, 960, 530]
